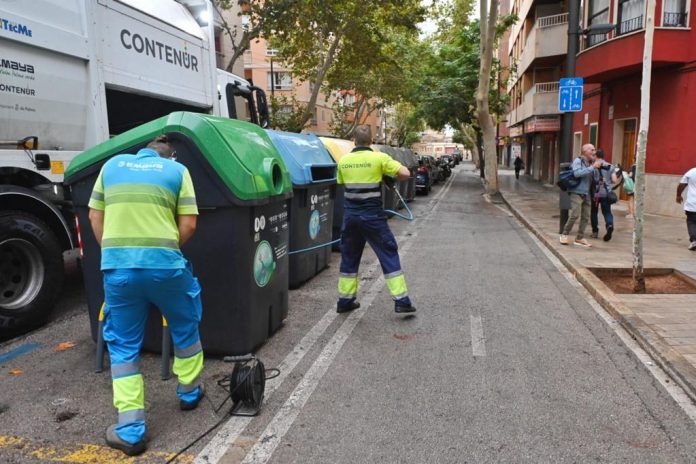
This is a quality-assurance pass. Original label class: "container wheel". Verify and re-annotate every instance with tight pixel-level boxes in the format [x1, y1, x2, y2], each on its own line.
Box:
[0, 211, 64, 335]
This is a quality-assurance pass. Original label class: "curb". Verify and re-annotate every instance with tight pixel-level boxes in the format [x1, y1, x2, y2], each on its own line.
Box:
[499, 191, 696, 404]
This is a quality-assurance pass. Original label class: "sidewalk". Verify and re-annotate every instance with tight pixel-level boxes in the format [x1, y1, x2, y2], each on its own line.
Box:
[497, 168, 696, 402]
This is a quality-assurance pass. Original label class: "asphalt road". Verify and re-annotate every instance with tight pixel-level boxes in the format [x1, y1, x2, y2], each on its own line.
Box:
[1, 164, 695, 463]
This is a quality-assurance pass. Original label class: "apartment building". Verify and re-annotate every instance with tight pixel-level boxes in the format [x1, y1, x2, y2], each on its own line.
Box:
[505, 0, 569, 184]
[573, 0, 695, 217]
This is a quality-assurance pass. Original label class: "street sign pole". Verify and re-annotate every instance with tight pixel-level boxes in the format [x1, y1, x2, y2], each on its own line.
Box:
[558, 0, 581, 233]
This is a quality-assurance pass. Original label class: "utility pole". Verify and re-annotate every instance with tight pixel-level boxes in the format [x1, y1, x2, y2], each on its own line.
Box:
[558, 0, 581, 232]
[633, 0, 657, 293]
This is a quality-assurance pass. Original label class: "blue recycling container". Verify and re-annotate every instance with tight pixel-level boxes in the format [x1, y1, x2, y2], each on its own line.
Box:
[267, 131, 337, 288]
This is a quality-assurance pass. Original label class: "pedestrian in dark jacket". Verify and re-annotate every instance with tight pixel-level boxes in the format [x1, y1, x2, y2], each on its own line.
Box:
[513, 155, 524, 180]
[590, 149, 619, 241]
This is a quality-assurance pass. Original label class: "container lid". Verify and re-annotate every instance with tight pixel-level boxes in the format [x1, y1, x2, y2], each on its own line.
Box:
[318, 137, 355, 163]
[65, 112, 292, 201]
[373, 144, 405, 166]
[266, 130, 336, 186]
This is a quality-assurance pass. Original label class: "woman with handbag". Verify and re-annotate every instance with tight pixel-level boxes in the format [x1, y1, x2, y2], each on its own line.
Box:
[590, 149, 620, 241]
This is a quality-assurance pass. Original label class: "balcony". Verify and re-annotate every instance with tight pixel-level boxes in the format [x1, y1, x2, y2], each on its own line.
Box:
[507, 82, 560, 127]
[512, 14, 568, 87]
[577, 23, 695, 82]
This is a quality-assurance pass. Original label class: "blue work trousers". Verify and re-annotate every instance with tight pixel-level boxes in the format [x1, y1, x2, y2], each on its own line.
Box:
[338, 213, 411, 308]
[103, 262, 203, 444]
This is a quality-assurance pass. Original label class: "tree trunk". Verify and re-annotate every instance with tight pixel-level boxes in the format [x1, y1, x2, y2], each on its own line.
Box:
[632, 0, 656, 293]
[475, 0, 500, 194]
[300, 33, 342, 127]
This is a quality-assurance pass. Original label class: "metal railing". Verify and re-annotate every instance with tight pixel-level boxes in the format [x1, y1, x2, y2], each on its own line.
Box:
[663, 11, 688, 27]
[537, 12, 569, 28]
[535, 82, 560, 93]
[618, 15, 644, 35]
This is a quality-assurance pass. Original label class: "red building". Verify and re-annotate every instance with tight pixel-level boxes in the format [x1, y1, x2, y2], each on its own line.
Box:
[574, 0, 694, 216]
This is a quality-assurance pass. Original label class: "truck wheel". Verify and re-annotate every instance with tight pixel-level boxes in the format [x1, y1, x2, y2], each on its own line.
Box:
[0, 211, 64, 334]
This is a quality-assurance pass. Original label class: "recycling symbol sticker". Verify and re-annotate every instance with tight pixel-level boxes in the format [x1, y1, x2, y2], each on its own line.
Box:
[309, 210, 321, 240]
[253, 240, 276, 287]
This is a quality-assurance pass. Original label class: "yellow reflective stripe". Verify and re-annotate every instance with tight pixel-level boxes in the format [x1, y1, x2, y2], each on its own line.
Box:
[338, 276, 358, 297]
[113, 374, 144, 413]
[385, 273, 408, 298]
[173, 351, 204, 386]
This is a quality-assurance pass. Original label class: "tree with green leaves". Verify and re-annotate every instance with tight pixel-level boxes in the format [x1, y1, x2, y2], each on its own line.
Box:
[262, 0, 426, 129]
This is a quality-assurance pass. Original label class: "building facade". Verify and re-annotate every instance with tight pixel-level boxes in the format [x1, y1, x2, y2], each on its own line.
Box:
[505, 0, 569, 183]
[574, 0, 695, 216]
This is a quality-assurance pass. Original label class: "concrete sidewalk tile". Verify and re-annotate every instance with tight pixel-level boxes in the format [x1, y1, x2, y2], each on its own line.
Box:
[498, 170, 696, 402]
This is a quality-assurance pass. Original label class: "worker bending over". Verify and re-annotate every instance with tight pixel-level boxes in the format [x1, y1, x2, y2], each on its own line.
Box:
[336, 125, 416, 314]
[88, 135, 204, 456]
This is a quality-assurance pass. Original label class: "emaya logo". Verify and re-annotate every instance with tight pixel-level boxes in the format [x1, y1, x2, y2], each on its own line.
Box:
[0, 18, 33, 37]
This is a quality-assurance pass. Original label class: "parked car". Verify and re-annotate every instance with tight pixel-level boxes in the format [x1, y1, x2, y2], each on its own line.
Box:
[422, 155, 442, 184]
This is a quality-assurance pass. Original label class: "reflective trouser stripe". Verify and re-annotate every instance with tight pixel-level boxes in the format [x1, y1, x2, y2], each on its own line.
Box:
[174, 348, 204, 387]
[385, 273, 408, 299]
[118, 408, 145, 425]
[338, 276, 358, 298]
[113, 374, 145, 415]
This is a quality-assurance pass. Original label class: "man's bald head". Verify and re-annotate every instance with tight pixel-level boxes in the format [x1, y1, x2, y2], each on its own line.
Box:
[353, 125, 372, 147]
[581, 143, 596, 161]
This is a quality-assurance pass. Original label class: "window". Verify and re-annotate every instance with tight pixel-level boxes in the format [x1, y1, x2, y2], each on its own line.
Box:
[587, 0, 610, 46]
[617, 0, 645, 35]
[589, 123, 598, 146]
[267, 72, 292, 90]
[310, 109, 317, 125]
[321, 110, 325, 121]
[663, 0, 688, 26]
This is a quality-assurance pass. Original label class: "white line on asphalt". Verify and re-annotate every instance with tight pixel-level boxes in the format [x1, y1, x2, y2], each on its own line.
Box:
[196, 172, 458, 464]
[519, 218, 696, 425]
[470, 314, 486, 357]
[239, 173, 458, 464]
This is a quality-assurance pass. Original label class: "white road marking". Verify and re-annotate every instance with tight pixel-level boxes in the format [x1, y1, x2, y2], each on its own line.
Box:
[239, 173, 457, 464]
[197, 172, 458, 463]
[470, 314, 486, 357]
[517, 212, 696, 424]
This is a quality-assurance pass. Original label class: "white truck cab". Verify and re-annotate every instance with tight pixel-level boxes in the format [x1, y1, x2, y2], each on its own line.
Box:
[0, 0, 268, 335]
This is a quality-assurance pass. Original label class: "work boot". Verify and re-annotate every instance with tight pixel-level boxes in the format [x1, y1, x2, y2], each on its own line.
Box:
[395, 301, 416, 313]
[105, 425, 147, 456]
[180, 384, 205, 411]
[559, 235, 569, 245]
[603, 226, 614, 242]
[337, 301, 360, 313]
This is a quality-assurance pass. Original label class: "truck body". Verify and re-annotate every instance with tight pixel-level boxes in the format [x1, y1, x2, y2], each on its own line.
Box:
[0, 0, 268, 335]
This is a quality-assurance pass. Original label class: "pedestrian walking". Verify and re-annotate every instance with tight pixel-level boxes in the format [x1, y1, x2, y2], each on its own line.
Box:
[626, 163, 636, 218]
[676, 165, 696, 250]
[336, 125, 416, 314]
[88, 135, 204, 456]
[590, 149, 619, 241]
[514, 155, 524, 180]
[560, 144, 602, 247]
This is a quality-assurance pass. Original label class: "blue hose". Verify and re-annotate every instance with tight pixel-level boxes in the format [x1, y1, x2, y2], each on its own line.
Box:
[288, 186, 413, 255]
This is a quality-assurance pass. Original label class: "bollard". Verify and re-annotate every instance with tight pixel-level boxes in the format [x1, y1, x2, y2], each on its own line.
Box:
[161, 316, 172, 380]
[95, 303, 106, 373]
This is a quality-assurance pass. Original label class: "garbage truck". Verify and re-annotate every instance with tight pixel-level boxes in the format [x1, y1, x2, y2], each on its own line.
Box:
[0, 0, 269, 335]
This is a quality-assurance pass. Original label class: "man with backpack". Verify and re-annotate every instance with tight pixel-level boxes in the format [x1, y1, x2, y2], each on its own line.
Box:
[560, 144, 602, 247]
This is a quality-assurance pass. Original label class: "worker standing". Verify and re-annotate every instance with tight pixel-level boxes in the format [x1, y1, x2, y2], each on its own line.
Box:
[88, 135, 204, 456]
[336, 125, 416, 314]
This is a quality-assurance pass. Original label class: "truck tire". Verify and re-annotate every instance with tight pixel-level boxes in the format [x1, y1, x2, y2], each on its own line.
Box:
[0, 211, 64, 334]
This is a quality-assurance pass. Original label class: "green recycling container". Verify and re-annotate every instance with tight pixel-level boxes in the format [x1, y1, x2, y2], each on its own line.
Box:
[65, 112, 293, 356]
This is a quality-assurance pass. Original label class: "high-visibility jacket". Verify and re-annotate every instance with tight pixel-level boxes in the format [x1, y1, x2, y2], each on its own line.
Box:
[337, 147, 402, 215]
